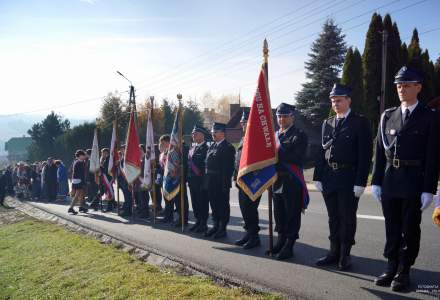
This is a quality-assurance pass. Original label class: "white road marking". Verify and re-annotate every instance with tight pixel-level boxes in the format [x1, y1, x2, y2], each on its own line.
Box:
[230, 203, 385, 221]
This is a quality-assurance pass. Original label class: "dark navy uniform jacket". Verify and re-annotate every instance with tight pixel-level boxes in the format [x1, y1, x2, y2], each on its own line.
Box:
[188, 142, 208, 181]
[205, 140, 235, 191]
[273, 125, 308, 194]
[372, 104, 440, 198]
[313, 111, 372, 192]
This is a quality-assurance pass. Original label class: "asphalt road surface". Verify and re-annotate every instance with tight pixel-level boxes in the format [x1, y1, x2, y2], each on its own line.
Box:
[24, 187, 440, 300]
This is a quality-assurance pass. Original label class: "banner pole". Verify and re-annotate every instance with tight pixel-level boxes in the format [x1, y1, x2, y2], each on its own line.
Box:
[115, 119, 120, 215]
[178, 94, 185, 232]
[263, 39, 274, 256]
[150, 97, 157, 224]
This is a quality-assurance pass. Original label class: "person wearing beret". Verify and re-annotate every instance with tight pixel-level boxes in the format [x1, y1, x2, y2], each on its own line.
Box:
[271, 103, 308, 260]
[187, 125, 210, 233]
[372, 66, 440, 291]
[234, 111, 262, 249]
[313, 83, 373, 270]
[204, 122, 236, 239]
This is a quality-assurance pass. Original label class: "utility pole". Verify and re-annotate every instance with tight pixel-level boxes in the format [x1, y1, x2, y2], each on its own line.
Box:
[380, 30, 388, 115]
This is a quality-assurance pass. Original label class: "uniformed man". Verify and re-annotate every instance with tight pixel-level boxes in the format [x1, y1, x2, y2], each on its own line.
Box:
[272, 103, 308, 260]
[187, 125, 209, 233]
[372, 66, 440, 292]
[234, 111, 261, 249]
[204, 122, 235, 239]
[133, 144, 150, 219]
[313, 83, 373, 270]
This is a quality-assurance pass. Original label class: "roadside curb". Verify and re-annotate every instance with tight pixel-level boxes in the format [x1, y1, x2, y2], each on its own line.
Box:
[5, 197, 293, 299]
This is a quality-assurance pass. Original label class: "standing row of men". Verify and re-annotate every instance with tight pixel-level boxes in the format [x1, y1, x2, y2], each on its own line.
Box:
[63, 65, 438, 293]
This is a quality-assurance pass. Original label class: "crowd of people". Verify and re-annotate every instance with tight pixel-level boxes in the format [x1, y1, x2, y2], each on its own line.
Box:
[1, 66, 439, 293]
[0, 158, 69, 202]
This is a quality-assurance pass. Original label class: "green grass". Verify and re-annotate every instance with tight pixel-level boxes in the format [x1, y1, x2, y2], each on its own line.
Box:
[0, 220, 279, 300]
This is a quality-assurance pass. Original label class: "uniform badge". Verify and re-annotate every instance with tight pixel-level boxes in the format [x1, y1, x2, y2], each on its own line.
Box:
[389, 129, 396, 136]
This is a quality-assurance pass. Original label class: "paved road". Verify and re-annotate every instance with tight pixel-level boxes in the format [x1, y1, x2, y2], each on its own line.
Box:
[23, 187, 440, 299]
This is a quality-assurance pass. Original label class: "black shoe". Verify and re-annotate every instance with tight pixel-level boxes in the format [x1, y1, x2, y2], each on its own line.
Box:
[374, 260, 398, 286]
[119, 210, 132, 217]
[234, 233, 250, 246]
[338, 244, 352, 270]
[266, 235, 286, 255]
[189, 221, 200, 232]
[78, 207, 88, 213]
[243, 235, 261, 250]
[276, 238, 295, 260]
[391, 273, 410, 292]
[195, 224, 208, 234]
[213, 228, 227, 239]
[316, 242, 340, 266]
[68, 207, 78, 215]
[205, 225, 219, 237]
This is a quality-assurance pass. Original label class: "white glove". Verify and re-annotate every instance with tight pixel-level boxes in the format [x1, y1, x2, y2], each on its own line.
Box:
[435, 194, 440, 207]
[353, 185, 365, 198]
[371, 185, 382, 203]
[314, 181, 323, 192]
[420, 192, 434, 211]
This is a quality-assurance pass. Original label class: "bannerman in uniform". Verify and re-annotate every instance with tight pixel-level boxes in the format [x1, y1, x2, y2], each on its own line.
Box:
[234, 111, 261, 249]
[272, 103, 308, 260]
[313, 83, 373, 270]
[204, 122, 235, 239]
[372, 66, 440, 292]
[188, 125, 209, 233]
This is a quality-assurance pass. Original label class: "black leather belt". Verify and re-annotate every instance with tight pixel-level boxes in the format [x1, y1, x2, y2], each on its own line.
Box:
[327, 162, 354, 171]
[386, 158, 421, 168]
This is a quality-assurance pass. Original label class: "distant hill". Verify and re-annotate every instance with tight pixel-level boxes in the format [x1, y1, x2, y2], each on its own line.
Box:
[0, 115, 92, 142]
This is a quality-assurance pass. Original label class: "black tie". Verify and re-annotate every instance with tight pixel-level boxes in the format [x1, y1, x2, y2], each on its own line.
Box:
[336, 117, 345, 130]
[403, 108, 410, 124]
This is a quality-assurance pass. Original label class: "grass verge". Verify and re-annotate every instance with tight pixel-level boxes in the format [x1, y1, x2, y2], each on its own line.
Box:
[0, 218, 279, 300]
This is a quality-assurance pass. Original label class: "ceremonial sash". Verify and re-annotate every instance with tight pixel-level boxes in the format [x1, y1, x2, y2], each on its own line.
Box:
[276, 132, 310, 210]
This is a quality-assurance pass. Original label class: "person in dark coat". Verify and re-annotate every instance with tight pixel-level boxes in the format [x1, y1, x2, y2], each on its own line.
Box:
[234, 111, 262, 249]
[133, 144, 150, 219]
[371, 66, 440, 292]
[313, 83, 373, 270]
[187, 125, 209, 233]
[0, 169, 6, 206]
[44, 158, 58, 202]
[204, 122, 236, 239]
[68, 150, 88, 214]
[271, 103, 308, 260]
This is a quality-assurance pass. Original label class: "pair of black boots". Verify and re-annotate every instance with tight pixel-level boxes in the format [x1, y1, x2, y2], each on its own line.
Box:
[205, 221, 227, 239]
[316, 242, 352, 270]
[68, 206, 88, 215]
[375, 260, 410, 292]
[235, 232, 261, 250]
[189, 220, 208, 233]
[268, 235, 295, 260]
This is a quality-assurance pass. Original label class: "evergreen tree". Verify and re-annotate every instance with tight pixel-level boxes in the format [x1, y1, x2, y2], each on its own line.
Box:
[295, 19, 346, 126]
[401, 42, 408, 67]
[160, 99, 174, 134]
[383, 15, 403, 108]
[421, 50, 435, 102]
[341, 47, 364, 114]
[362, 13, 383, 131]
[183, 98, 204, 135]
[434, 56, 440, 97]
[407, 28, 423, 73]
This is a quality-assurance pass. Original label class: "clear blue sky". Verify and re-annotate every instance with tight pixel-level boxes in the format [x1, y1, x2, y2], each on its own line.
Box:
[0, 0, 439, 120]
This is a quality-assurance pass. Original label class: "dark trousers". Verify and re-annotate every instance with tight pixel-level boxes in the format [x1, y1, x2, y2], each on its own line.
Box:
[150, 183, 163, 210]
[175, 187, 189, 223]
[121, 187, 132, 213]
[46, 182, 57, 201]
[189, 177, 209, 225]
[381, 194, 422, 267]
[209, 189, 230, 225]
[238, 188, 261, 235]
[134, 190, 150, 216]
[164, 188, 188, 222]
[273, 182, 302, 240]
[322, 188, 359, 246]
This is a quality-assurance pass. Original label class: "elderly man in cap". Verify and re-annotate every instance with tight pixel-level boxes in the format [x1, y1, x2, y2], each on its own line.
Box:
[271, 103, 308, 260]
[204, 122, 236, 239]
[187, 125, 210, 233]
[43, 157, 58, 202]
[372, 66, 440, 291]
[234, 110, 262, 249]
[313, 83, 372, 270]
